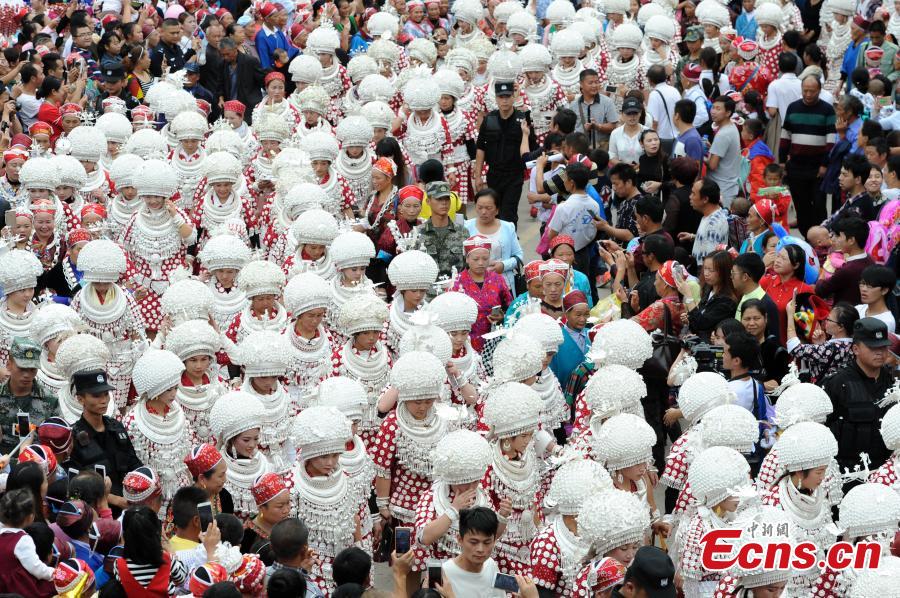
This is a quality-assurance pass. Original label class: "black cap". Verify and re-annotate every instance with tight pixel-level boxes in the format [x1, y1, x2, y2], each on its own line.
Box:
[622, 96, 643, 114]
[494, 81, 514, 97]
[73, 370, 115, 395]
[853, 317, 891, 347]
[624, 546, 676, 598]
[101, 63, 125, 82]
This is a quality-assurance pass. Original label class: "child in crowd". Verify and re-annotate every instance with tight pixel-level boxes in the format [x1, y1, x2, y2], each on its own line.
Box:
[807, 225, 838, 278]
[850, 67, 876, 119]
[527, 132, 565, 230]
[759, 163, 792, 229]
[551, 290, 592, 390]
[0, 488, 56, 596]
[727, 197, 750, 251]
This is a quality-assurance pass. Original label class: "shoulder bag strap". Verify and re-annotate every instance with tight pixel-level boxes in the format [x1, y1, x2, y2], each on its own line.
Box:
[654, 89, 673, 132]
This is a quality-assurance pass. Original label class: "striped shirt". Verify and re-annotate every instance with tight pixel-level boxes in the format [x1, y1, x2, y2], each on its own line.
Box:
[114, 556, 188, 595]
[778, 98, 837, 169]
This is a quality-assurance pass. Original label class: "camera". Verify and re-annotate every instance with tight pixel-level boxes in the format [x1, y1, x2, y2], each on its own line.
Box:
[681, 335, 724, 373]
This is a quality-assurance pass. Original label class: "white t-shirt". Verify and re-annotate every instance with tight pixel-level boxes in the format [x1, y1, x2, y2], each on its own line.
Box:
[442, 558, 505, 597]
[548, 193, 601, 251]
[765, 74, 802, 121]
[647, 83, 681, 140]
[608, 124, 647, 165]
[856, 305, 897, 333]
[16, 93, 42, 128]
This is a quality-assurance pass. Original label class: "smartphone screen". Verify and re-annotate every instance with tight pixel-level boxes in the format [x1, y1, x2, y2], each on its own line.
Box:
[427, 560, 442, 589]
[198, 501, 213, 532]
[395, 526, 412, 554]
[68, 468, 79, 480]
[494, 573, 520, 593]
[605, 84, 617, 94]
[490, 305, 503, 316]
[94, 464, 106, 478]
[16, 412, 29, 438]
[4, 209, 15, 229]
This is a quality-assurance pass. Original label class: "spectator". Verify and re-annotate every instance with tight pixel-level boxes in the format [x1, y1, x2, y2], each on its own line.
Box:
[267, 518, 325, 598]
[608, 96, 646, 166]
[631, 260, 686, 334]
[816, 217, 872, 305]
[787, 300, 858, 383]
[635, 130, 670, 203]
[94, 62, 140, 114]
[332, 547, 371, 588]
[169, 486, 209, 552]
[113, 506, 203, 596]
[662, 157, 702, 252]
[473, 82, 536, 224]
[679, 63, 710, 132]
[449, 234, 512, 351]
[615, 233, 674, 316]
[672, 97, 705, 161]
[124, 45, 154, 101]
[824, 317, 894, 471]
[568, 69, 618, 150]
[599, 163, 642, 242]
[0, 488, 55, 596]
[69, 369, 142, 509]
[150, 18, 196, 77]
[760, 243, 815, 343]
[766, 52, 803, 136]
[682, 179, 728, 267]
[255, 3, 298, 70]
[825, 154, 878, 229]
[731, 252, 781, 338]
[856, 265, 897, 332]
[267, 567, 308, 598]
[548, 236, 595, 306]
[550, 290, 592, 385]
[610, 546, 676, 598]
[780, 75, 836, 235]
[34, 77, 65, 143]
[679, 249, 738, 341]
[14, 63, 44, 129]
[464, 188, 524, 293]
[739, 299, 790, 391]
[440, 507, 505, 597]
[741, 118, 776, 202]
[418, 181, 469, 280]
[722, 330, 775, 427]
[546, 162, 601, 279]
[646, 65, 680, 153]
[705, 95, 742, 206]
[218, 38, 265, 123]
[0, 337, 57, 455]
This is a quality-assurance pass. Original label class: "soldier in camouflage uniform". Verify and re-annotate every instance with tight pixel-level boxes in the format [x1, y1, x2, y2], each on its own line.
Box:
[0, 337, 59, 454]
[417, 181, 469, 282]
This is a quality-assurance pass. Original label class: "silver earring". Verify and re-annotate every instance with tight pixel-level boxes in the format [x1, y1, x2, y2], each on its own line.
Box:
[797, 477, 803, 490]
[501, 439, 511, 452]
[616, 472, 624, 484]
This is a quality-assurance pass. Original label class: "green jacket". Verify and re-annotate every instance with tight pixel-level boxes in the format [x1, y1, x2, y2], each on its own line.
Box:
[855, 40, 898, 80]
[0, 379, 58, 454]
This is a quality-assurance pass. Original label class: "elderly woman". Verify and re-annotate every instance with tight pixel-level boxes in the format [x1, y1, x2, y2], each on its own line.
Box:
[548, 235, 594, 307]
[464, 189, 523, 292]
[537, 258, 568, 320]
[450, 234, 513, 352]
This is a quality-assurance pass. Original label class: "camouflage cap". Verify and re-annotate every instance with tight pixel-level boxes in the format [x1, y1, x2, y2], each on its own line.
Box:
[684, 25, 704, 42]
[425, 181, 452, 200]
[10, 336, 41, 369]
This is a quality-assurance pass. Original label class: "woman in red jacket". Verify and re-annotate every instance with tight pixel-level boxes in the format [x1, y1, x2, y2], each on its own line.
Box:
[34, 77, 66, 144]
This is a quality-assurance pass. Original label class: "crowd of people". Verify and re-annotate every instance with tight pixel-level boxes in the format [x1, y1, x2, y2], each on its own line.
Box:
[3, 0, 900, 596]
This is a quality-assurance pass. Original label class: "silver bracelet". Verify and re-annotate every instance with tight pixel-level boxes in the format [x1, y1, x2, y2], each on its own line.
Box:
[376, 497, 390, 509]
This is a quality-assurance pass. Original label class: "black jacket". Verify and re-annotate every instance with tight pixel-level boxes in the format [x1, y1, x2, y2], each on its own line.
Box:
[824, 360, 893, 471]
[149, 41, 196, 78]
[70, 416, 143, 498]
[688, 292, 738, 340]
[199, 44, 225, 104]
[221, 53, 266, 124]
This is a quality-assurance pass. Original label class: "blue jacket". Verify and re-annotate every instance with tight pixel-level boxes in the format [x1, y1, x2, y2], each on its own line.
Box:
[254, 27, 299, 70]
[735, 11, 757, 40]
[464, 219, 524, 292]
[550, 325, 591, 388]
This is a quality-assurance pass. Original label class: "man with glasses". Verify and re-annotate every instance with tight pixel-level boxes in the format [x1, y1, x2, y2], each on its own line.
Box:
[70, 24, 101, 82]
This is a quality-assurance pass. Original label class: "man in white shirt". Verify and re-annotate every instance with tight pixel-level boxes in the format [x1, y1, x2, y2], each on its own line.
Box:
[765, 52, 802, 146]
[646, 64, 682, 154]
[12, 63, 44, 129]
[547, 162, 602, 252]
[441, 507, 506, 597]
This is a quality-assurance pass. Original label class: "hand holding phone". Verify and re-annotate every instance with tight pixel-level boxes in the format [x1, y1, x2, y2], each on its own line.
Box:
[198, 501, 213, 532]
[427, 560, 442, 589]
[94, 463, 106, 479]
[395, 526, 412, 554]
[16, 412, 29, 438]
[494, 573, 520, 593]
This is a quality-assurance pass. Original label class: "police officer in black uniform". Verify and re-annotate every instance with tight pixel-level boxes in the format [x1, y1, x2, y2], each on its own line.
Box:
[473, 81, 536, 226]
[69, 370, 142, 510]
